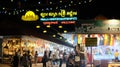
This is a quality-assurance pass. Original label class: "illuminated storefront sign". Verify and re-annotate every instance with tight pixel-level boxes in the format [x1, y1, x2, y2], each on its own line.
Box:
[40, 17, 77, 21]
[43, 21, 58, 25]
[61, 21, 75, 24]
[21, 9, 77, 21]
[40, 9, 77, 21]
[21, 11, 39, 21]
[40, 9, 77, 18]
[43, 21, 75, 25]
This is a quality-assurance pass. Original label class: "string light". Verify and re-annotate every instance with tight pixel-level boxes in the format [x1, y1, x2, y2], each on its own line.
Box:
[60, 0, 62, 3]
[38, 2, 41, 4]
[50, 2, 52, 4]
[71, 1, 73, 3]
[36, 25, 40, 28]
[0, 0, 92, 15]
[11, 0, 13, 2]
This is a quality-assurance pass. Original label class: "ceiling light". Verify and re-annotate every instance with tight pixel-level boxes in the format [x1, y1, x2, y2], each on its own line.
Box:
[36, 25, 40, 28]
[42, 9, 44, 11]
[58, 25, 63, 28]
[65, 5, 67, 8]
[50, 8, 52, 10]
[43, 30, 47, 33]
[60, 37, 62, 39]
[56, 7, 58, 9]
[69, 4, 71, 6]
[57, 32, 61, 35]
[65, 40, 67, 42]
[46, 25, 51, 28]
[3, 7, 5, 10]
[84, 1, 87, 3]
[79, 2, 81, 4]
[36, 9, 39, 12]
[46, 8, 49, 10]
[89, 0, 92, 2]
[11, 0, 13, 2]
[64, 30, 67, 33]
[60, 0, 62, 3]
[52, 35, 56, 37]
[50, 2, 52, 4]
[38, 2, 41, 4]
[71, 1, 73, 3]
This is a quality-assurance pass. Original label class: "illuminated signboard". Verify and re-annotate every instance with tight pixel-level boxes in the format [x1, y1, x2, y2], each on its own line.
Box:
[40, 9, 77, 21]
[21, 9, 77, 21]
[43, 21, 58, 25]
[43, 21, 75, 25]
[40, 9, 77, 18]
[61, 21, 75, 24]
[21, 11, 39, 21]
[40, 17, 77, 21]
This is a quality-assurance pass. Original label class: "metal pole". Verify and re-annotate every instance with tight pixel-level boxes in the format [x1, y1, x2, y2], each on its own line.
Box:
[91, 47, 92, 67]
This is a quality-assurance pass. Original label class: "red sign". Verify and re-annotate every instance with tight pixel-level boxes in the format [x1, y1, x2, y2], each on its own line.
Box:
[43, 21, 58, 25]
[61, 21, 75, 24]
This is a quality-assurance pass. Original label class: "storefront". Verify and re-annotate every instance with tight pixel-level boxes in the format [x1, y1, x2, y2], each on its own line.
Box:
[74, 19, 120, 67]
[1, 35, 74, 63]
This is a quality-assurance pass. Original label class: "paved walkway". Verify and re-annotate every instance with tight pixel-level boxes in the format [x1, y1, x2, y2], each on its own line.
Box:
[0, 64, 10, 67]
[0, 63, 93, 67]
[0, 63, 43, 67]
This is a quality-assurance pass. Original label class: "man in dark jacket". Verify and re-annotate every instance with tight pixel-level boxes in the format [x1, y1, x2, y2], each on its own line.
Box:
[13, 52, 19, 67]
[42, 51, 48, 67]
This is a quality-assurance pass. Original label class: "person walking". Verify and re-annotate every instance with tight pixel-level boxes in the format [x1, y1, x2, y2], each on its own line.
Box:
[42, 51, 48, 67]
[27, 51, 32, 67]
[34, 51, 38, 65]
[22, 53, 29, 67]
[12, 52, 19, 67]
[114, 49, 119, 61]
[59, 51, 63, 67]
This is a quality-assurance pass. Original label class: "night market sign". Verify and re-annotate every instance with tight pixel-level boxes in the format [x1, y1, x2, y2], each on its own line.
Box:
[40, 9, 77, 18]
[21, 9, 77, 21]
[43, 21, 75, 25]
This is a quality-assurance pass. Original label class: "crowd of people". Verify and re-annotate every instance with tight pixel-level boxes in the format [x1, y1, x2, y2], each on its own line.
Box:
[12, 50, 37, 67]
[41, 47, 86, 67]
[11, 45, 86, 67]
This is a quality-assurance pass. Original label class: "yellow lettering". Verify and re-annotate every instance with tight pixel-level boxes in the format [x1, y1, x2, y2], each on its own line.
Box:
[40, 10, 77, 17]
[73, 12, 77, 15]
[53, 12, 57, 17]
[60, 10, 66, 17]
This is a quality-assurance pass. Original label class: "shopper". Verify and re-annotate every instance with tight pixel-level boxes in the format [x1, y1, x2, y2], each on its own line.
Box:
[114, 49, 119, 61]
[12, 52, 19, 67]
[42, 51, 48, 67]
[59, 51, 63, 67]
[27, 51, 32, 67]
[22, 53, 29, 67]
[34, 51, 38, 65]
[63, 50, 67, 63]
